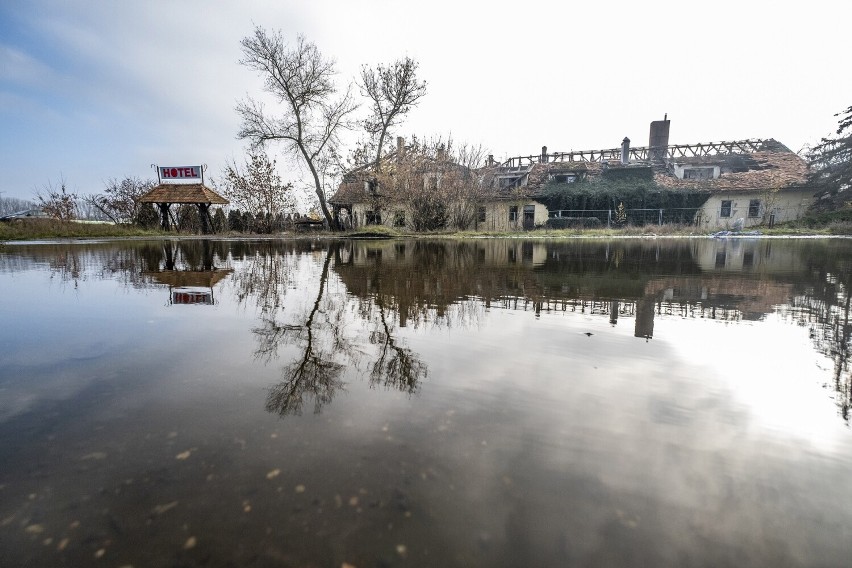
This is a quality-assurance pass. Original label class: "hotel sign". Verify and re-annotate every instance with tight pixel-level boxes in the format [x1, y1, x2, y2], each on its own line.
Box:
[159, 165, 202, 180]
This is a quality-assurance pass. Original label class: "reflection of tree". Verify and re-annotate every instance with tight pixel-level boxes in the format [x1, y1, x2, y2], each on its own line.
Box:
[790, 271, 852, 421]
[261, 247, 346, 416]
[369, 293, 426, 394]
[781, 241, 852, 421]
[231, 242, 296, 315]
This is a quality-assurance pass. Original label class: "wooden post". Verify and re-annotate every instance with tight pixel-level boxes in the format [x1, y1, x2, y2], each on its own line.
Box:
[198, 203, 210, 234]
[158, 203, 171, 231]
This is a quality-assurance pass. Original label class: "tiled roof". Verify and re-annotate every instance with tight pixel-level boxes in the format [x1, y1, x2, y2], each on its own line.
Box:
[138, 184, 229, 205]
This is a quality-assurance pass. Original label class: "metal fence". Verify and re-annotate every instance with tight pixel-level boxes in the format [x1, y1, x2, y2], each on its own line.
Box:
[548, 208, 703, 227]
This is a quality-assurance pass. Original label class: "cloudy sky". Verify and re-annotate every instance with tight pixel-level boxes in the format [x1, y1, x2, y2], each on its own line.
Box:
[1, 0, 849, 204]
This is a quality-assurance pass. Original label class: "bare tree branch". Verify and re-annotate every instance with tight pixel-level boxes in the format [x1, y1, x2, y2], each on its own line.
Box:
[237, 28, 357, 228]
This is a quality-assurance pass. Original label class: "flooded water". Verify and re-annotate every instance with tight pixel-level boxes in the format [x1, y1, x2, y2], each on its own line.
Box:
[2, 237, 852, 567]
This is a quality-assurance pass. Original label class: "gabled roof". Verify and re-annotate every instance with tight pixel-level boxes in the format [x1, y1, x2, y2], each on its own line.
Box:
[138, 184, 229, 205]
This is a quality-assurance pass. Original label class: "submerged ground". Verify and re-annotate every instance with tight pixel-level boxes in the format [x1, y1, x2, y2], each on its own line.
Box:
[1, 237, 851, 567]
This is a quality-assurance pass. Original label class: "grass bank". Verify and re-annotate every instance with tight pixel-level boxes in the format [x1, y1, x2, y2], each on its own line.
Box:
[0, 219, 164, 241]
[4, 216, 852, 243]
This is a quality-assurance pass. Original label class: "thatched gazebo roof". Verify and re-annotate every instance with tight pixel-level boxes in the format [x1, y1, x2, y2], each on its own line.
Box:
[138, 183, 229, 205]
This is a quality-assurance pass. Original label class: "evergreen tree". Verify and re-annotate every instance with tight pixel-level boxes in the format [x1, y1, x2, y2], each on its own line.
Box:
[808, 105, 852, 204]
[212, 208, 227, 233]
[228, 209, 244, 232]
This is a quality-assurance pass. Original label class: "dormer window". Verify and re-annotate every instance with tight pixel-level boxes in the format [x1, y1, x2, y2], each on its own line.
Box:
[550, 173, 576, 183]
[498, 176, 521, 189]
[683, 167, 715, 180]
[364, 179, 377, 193]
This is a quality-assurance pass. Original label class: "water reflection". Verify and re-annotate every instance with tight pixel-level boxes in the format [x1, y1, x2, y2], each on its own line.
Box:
[4, 237, 852, 566]
[2, 237, 852, 420]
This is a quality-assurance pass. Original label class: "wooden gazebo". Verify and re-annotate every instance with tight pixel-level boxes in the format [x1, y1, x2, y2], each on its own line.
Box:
[138, 183, 228, 234]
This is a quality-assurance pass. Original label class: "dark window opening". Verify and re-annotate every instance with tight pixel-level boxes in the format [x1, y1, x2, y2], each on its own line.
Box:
[523, 205, 535, 230]
[478, 206, 486, 223]
[499, 177, 521, 189]
[748, 199, 760, 218]
[552, 174, 576, 183]
[393, 211, 405, 227]
[684, 168, 714, 180]
[365, 179, 377, 193]
[743, 251, 754, 268]
[366, 210, 382, 225]
[522, 242, 533, 261]
[720, 200, 732, 218]
[715, 251, 726, 268]
[509, 206, 518, 222]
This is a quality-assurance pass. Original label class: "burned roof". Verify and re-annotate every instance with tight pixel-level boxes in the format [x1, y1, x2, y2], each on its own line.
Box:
[491, 138, 809, 194]
[138, 184, 229, 205]
[331, 136, 810, 205]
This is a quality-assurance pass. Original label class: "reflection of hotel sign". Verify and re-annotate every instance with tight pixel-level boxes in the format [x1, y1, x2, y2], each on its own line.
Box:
[172, 287, 213, 305]
[159, 166, 201, 180]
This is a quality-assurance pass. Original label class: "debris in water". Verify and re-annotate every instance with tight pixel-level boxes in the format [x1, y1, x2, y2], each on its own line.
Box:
[80, 452, 107, 461]
[175, 450, 192, 460]
[183, 536, 197, 550]
[152, 501, 178, 515]
[57, 538, 70, 551]
[295, 484, 306, 493]
[396, 544, 408, 558]
[94, 548, 105, 558]
[25, 524, 44, 534]
[266, 469, 281, 480]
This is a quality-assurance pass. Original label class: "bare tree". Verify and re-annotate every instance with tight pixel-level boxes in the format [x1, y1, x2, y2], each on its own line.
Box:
[237, 29, 357, 229]
[35, 178, 78, 221]
[0, 196, 37, 216]
[220, 151, 296, 233]
[360, 57, 427, 172]
[369, 136, 488, 230]
[85, 176, 154, 224]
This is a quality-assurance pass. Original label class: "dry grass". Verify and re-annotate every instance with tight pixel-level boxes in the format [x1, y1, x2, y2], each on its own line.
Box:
[0, 219, 163, 241]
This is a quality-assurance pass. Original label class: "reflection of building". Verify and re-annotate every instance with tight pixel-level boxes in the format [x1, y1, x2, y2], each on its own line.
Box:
[690, 239, 804, 274]
[144, 269, 233, 306]
[332, 239, 811, 338]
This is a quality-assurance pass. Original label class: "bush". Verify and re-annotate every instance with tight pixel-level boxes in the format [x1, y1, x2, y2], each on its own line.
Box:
[546, 217, 601, 229]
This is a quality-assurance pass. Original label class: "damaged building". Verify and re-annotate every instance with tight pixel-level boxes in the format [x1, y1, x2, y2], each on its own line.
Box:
[329, 117, 813, 231]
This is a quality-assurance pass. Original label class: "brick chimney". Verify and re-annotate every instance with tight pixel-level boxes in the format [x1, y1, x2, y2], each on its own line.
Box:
[621, 137, 630, 165]
[396, 136, 405, 159]
[649, 115, 670, 162]
[541, 146, 548, 163]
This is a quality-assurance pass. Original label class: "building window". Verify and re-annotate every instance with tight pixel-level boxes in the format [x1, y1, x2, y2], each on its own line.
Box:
[478, 206, 486, 223]
[720, 200, 732, 218]
[748, 199, 760, 218]
[551, 174, 576, 183]
[684, 168, 714, 180]
[499, 176, 521, 189]
[509, 206, 518, 222]
[364, 179, 377, 193]
[365, 210, 381, 225]
[393, 211, 405, 227]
